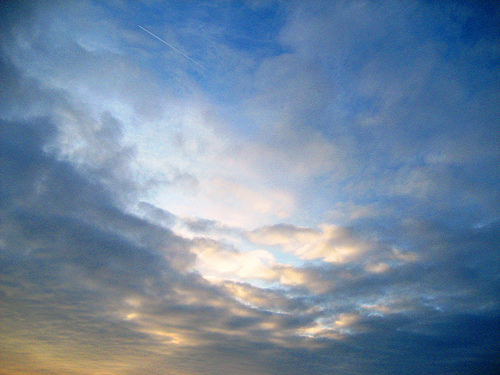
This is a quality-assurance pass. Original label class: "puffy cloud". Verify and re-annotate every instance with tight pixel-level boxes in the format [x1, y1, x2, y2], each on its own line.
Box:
[190, 238, 278, 282]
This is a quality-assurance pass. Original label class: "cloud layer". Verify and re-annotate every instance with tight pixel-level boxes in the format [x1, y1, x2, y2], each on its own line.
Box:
[1, 1, 499, 374]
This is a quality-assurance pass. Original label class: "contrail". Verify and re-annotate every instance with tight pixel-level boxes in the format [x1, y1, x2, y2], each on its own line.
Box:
[138, 25, 207, 71]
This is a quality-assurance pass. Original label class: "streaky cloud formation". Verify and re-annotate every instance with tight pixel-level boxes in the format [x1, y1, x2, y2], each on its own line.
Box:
[138, 24, 208, 71]
[1, 0, 499, 374]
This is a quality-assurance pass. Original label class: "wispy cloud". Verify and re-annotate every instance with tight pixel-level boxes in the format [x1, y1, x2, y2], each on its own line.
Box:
[138, 25, 208, 71]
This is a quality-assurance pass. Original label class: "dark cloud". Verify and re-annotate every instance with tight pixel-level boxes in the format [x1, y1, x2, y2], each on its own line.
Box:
[185, 217, 221, 232]
[184, 217, 242, 236]
[137, 201, 176, 227]
[0, 83, 322, 374]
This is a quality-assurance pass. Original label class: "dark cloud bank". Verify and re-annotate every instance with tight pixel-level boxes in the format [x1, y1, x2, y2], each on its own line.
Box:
[1, 1, 500, 374]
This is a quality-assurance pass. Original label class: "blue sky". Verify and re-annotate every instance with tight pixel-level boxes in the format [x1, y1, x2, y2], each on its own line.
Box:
[1, 0, 499, 374]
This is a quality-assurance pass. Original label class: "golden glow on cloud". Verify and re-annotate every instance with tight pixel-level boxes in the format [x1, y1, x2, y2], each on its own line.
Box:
[278, 266, 306, 286]
[297, 322, 344, 340]
[334, 313, 359, 328]
[365, 262, 391, 273]
[190, 240, 278, 282]
[247, 223, 371, 264]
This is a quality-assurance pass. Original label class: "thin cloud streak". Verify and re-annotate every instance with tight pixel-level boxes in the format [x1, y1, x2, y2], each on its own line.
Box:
[138, 24, 208, 71]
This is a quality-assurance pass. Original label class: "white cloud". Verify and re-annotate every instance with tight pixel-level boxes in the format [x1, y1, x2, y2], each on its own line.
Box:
[247, 223, 371, 263]
[190, 238, 278, 282]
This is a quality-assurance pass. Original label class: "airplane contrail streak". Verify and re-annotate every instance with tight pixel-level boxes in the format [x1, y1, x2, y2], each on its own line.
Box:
[138, 25, 207, 71]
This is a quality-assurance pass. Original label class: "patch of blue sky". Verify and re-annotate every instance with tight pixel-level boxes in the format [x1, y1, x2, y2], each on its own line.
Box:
[207, 1, 286, 43]
[114, 2, 288, 84]
[261, 244, 306, 269]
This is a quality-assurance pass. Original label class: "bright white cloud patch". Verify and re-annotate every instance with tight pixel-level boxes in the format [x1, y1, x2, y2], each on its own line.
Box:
[247, 223, 371, 263]
[190, 238, 277, 282]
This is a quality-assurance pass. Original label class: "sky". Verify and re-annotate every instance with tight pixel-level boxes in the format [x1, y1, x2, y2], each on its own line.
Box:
[0, 0, 499, 374]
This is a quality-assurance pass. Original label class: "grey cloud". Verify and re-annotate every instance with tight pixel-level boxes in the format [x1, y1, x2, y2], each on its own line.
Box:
[137, 201, 176, 227]
[172, 170, 200, 193]
[246, 0, 500, 221]
[222, 280, 313, 314]
[245, 215, 499, 319]
[183, 217, 239, 235]
[0, 117, 192, 272]
[0, 118, 261, 368]
[295, 222, 499, 316]
[0, 58, 150, 208]
[185, 217, 221, 232]
[0, 97, 334, 375]
[249, 223, 318, 238]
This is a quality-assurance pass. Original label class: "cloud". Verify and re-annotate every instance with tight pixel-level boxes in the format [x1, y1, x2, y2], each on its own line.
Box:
[1, 0, 500, 374]
[208, 176, 295, 219]
[247, 223, 371, 263]
[137, 201, 176, 227]
[190, 238, 277, 282]
[0, 87, 356, 374]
